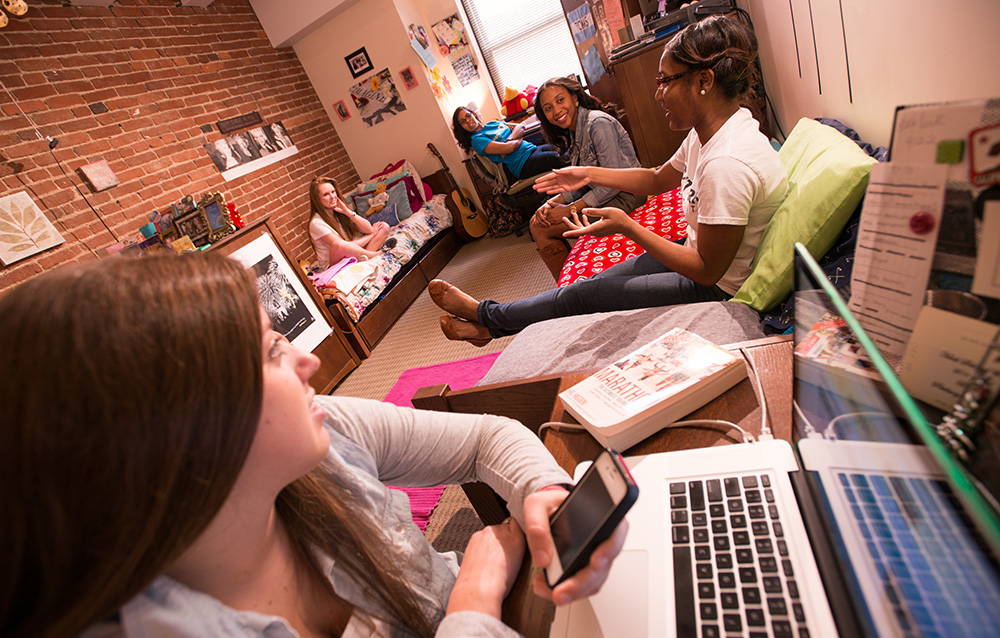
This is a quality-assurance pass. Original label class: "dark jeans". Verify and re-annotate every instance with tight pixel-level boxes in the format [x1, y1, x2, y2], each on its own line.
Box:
[476, 252, 731, 338]
[507, 144, 564, 181]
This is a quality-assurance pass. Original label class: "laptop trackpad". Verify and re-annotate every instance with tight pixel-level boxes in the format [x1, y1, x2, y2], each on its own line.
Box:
[550, 549, 649, 637]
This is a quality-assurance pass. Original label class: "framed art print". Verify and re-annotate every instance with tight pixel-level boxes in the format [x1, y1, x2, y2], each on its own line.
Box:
[334, 100, 351, 121]
[400, 66, 418, 90]
[345, 47, 373, 78]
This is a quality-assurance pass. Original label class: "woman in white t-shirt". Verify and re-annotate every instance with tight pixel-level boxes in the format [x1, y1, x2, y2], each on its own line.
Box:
[428, 14, 789, 346]
[307, 176, 391, 270]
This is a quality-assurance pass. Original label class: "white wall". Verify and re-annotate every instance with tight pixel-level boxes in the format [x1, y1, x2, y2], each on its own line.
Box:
[291, 0, 480, 196]
[248, 0, 362, 48]
[740, 0, 1000, 148]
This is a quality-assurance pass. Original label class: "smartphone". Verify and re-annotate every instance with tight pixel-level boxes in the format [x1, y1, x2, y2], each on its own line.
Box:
[545, 448, 639, 587]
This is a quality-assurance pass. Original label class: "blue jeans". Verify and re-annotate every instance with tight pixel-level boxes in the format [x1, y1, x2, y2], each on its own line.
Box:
[477, 252, 730, 338]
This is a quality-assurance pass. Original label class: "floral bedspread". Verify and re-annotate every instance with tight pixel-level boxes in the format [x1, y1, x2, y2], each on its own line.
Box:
[314, 194, 452, 323]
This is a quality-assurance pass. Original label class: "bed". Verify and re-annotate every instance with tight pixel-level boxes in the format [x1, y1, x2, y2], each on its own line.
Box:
[311, 182, 462, 359]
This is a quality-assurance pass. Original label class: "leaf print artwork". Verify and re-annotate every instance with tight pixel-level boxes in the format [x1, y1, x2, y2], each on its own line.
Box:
[0, 191, 64, 265]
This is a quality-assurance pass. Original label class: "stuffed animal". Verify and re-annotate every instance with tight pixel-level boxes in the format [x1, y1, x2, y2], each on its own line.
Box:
[500, 85, 537, 118]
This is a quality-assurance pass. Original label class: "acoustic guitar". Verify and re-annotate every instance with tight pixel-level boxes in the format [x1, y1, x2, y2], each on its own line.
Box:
[428, 142, 489, 242]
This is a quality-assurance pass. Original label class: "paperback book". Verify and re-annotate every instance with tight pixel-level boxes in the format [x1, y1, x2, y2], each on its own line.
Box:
[558, 328, 748, 450]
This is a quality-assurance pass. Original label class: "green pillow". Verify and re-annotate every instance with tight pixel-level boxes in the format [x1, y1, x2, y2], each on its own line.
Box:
[731, 118, 877, 311]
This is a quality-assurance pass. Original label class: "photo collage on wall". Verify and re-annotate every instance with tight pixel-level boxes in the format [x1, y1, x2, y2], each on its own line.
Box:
[203, 122, 294, 173]
[431, 14, 480, 88]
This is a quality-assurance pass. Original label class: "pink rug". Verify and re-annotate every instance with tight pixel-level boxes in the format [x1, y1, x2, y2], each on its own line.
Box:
[384, 351, 501, 531]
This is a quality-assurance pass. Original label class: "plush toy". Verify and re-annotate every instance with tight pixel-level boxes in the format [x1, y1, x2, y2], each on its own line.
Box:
[500, 85, 537, 118]
[365, 183, 389, 214]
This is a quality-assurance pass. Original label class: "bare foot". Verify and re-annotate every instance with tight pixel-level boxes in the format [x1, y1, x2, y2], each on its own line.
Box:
[428, 279, 479, 322]
[439, 316, 492, 347]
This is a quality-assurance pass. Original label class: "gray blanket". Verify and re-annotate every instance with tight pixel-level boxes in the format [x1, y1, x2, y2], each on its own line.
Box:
[479, 301, 767, 386]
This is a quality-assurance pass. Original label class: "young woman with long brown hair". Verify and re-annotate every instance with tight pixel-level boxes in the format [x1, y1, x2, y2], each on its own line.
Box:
[0, 253, 626, 638]
[308, 176, 392, 269]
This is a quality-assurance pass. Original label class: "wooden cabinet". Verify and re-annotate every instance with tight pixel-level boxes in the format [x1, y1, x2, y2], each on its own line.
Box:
[210, 216, 359, 394]
[611, 40, 688, 168]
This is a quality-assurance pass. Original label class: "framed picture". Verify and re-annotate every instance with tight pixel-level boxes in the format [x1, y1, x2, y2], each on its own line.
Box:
[197, 192, 234, 243]
[345, 47, 373, 78]
[400, 66, 418, 90]
[173, 208, 210, 246]
[228, 233, 331, 353]
[334, 100, 351, 121]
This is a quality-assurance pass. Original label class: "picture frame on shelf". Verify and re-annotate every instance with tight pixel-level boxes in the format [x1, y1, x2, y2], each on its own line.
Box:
[345, 47, 373, 78]
[400, 66, 418, 90]
[334, 100, 351, 121]
[198, 192, 235, 243]
[173, 208, 210, 247]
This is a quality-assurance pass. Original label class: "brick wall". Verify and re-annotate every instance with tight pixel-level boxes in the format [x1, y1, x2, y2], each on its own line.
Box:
[0, 0, 360, 295]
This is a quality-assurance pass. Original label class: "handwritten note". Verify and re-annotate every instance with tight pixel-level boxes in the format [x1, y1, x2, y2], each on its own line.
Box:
[901, 306, 1000, 412]
[848, 162, 947, 357]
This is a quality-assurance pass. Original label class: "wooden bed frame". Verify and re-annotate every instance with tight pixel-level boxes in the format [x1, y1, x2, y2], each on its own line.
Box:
[321, 227, 462, 358]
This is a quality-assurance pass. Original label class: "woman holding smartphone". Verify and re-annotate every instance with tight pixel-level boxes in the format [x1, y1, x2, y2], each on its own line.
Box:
[0, 253, 627, 638]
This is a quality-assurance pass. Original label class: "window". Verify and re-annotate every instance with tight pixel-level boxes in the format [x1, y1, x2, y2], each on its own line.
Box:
[462, 0, 585, 97]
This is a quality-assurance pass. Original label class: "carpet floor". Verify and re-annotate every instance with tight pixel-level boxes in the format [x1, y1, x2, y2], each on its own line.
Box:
[331, 231, 558, 551]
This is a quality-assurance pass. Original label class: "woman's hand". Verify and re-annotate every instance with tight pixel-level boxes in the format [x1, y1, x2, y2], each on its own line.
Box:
[446, 518, 526, 619]
[523, 487, 628, 606]
[532, 198, 567, 229]
[562, 206, 634, 239]
[533, 167, 591, 195]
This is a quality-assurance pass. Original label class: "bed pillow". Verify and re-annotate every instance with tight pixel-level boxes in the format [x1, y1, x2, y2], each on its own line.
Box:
[730, 118, 877, 311]
[365, 159, 427, 216]
[353, 181, 408, 225]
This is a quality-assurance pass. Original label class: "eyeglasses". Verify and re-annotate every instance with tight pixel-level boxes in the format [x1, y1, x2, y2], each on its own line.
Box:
[654, 68, 696, 89]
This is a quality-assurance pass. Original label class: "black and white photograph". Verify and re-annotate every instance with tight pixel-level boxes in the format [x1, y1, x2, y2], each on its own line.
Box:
[228, 233, 330, 353]
[248, 126, 277, 155]
[345, 46, 373, 78]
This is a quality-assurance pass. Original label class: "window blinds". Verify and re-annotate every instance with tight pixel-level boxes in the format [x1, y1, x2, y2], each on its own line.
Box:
[462, 0, 585, 98]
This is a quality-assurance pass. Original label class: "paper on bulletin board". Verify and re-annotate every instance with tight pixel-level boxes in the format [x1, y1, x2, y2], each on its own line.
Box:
[890, 98, 1000, 276]
[451, 54, 479, 87]
[900, 305, 1000, 411]
[973, 200, 1000, 299]
[847, 162, 947, 358]
[410, 34, 437, 69]
[581, 45, 606, 85]
[568, 3, 597, 45]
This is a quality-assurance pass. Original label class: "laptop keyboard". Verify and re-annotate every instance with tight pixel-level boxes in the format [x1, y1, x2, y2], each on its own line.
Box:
[838, 471, 1000, 637]
[670, 473, 812, 638]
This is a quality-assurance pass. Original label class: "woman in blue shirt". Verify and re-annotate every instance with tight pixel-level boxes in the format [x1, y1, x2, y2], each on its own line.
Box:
[451, 107, 563, 183]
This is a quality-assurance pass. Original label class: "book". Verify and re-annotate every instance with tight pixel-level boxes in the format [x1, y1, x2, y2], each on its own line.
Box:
[558, 328, 748, 450]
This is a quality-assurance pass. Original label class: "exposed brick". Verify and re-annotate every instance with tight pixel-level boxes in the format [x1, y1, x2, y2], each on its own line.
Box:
[0, 0, 357, 296]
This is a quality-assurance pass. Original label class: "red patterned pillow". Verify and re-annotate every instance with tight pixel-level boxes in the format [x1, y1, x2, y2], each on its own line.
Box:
[557, 188, 687, 287]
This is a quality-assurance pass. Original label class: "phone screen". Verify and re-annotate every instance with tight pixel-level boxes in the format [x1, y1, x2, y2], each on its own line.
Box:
[550, 467, 615, 564]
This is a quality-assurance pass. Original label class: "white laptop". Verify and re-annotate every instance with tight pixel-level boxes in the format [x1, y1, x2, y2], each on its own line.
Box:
[549, 243, 1000, 638]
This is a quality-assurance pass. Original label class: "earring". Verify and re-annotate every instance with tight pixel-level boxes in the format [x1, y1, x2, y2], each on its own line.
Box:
[700, 89, 706, 95]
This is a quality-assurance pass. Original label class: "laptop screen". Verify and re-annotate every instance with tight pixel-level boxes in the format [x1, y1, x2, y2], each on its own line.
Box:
[791, 242, 1000, 635]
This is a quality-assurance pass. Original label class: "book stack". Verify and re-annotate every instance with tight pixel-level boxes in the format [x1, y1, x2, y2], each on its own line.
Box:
[559, 328, 748, 450]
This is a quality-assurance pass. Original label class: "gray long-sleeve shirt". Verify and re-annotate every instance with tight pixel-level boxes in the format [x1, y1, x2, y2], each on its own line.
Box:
[566, 107, 642, 208]
[82, 397, 571, 638]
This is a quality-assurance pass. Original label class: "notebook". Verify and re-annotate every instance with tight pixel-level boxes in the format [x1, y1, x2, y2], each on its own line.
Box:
[549, 242, 1000, 638]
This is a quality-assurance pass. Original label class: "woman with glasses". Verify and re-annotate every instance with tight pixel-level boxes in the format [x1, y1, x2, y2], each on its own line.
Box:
[429, 14, 787, 347]
[529, 76, 643, 279]
[450, 107, 563, 183]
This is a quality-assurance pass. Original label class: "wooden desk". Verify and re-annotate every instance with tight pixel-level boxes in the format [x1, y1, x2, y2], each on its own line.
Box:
[422, 335, 793, 637]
